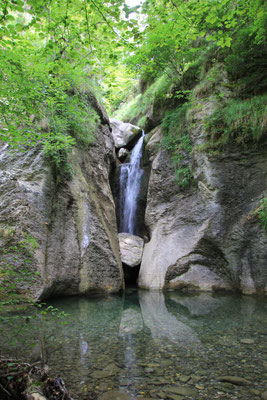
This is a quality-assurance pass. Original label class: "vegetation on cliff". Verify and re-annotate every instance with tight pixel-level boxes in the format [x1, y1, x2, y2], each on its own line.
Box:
[1, 0, 266, 155]
[112, 0, 266, 186]
[0, 0, 137, 175]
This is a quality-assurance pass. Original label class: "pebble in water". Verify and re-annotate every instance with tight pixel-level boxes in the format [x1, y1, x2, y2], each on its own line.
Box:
[98, 391, 131, 400]
[240, 338, 255, 344]
[217, 376, 251, 385]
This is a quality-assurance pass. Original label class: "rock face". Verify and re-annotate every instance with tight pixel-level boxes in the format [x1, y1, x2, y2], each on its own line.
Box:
[0, 121, 124, 299]
[118, 147, 130, 162]
[144, 125, 163, 162]
[138, 99, 267, 295]
[118, 233, 144, 267]
[110, 119, 142, 149]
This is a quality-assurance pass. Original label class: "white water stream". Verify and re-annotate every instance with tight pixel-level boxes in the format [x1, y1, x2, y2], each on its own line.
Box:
[119, 132, 145, 234]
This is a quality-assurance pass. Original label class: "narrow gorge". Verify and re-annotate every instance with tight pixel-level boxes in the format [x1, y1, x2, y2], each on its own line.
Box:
[109, 110, 267, 295]
[0, 1, 266, 398]
[1, 95, 266, 298]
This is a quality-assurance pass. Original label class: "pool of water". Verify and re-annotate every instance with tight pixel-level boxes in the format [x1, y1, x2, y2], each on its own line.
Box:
[1, 289, 267, 399]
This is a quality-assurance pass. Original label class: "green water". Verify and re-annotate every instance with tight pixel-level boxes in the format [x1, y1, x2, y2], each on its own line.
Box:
[1, 290, 267, 399]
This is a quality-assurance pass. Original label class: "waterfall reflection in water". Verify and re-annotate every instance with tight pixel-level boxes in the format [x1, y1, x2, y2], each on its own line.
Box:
[119, 132, 145, 234]
[1, 290, 266, 400]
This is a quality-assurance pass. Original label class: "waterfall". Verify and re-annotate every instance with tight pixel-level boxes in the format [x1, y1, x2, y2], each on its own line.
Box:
[119, 132, 145, 235]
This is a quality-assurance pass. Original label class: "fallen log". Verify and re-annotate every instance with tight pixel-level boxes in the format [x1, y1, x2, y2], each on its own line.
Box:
[0, 357, 75, 400]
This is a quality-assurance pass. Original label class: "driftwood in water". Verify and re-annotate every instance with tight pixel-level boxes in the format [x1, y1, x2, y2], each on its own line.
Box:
[0, 357, 75, 400]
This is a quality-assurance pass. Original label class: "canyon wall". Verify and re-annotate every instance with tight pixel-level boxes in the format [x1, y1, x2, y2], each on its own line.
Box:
[1, 92, 266, 298]
[0, 110, 124, 299]
[138, 98, 267, 295]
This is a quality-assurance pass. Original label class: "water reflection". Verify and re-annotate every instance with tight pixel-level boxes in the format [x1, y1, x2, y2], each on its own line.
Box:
[139, 291, 202, 350]
[119, 309, 143, 335]
[0, 290, 266, 399]
[168, 292, 222, 316]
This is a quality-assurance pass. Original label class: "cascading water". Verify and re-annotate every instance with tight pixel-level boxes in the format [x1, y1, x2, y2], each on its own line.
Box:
[119, 132, 145, 235]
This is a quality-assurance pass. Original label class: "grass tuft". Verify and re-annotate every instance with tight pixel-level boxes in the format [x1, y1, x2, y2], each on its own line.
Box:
[202, 94, 267, 150]
[254, 197, 267, 231]
[161, 105, 194, 188]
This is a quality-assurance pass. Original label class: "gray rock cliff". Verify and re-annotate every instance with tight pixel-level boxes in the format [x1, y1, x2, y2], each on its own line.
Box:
[0, 122, 124, 299]
[138, 102, 267, 295]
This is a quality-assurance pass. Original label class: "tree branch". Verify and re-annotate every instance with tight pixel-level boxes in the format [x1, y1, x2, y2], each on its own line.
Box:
[84, 0, 93, 53]
[169, 0, 192, 26]
[90, 0, 128, 43]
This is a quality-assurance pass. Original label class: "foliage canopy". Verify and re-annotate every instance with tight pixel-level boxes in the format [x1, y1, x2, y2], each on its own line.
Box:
[0, 0, 138, 164]
[1, 0, 266, 150]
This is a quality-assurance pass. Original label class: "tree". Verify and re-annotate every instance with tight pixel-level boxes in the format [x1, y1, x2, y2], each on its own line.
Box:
[0, 0, 137, 153]
[126, 0, 267, 80]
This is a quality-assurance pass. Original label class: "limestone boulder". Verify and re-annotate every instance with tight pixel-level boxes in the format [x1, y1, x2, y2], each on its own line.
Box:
[110, 119, 142, 149]
[118, 233, 144, 267]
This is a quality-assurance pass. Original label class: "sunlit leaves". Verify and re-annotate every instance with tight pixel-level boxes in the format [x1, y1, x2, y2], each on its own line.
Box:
[0, 0, 265, 153]
[0, 0, 139, 153]
[126, 0, 267, 80]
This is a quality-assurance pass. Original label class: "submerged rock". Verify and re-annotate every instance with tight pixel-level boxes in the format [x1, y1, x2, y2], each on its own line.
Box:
[118, 233, 144, 267]
[91, 364, 121, 379]
[217, 376, 251, 385]
[98, 391, 131, 400]
[240, 338, 255, 344]
[162, 385, 198, 397]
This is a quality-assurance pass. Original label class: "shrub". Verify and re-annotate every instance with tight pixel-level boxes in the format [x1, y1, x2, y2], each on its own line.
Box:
[42, 83, 99, 180]
[0, 233, 39, 304]
[225, 28, 267, 97]
[254, 197, 267, 231]
[203, 94, 267, 150]
[161, 105, 194, 188]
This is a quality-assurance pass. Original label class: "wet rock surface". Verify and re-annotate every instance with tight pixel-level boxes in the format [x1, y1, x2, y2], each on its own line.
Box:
[98, 391, 131, 400]
[118, 148, 130, 162]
